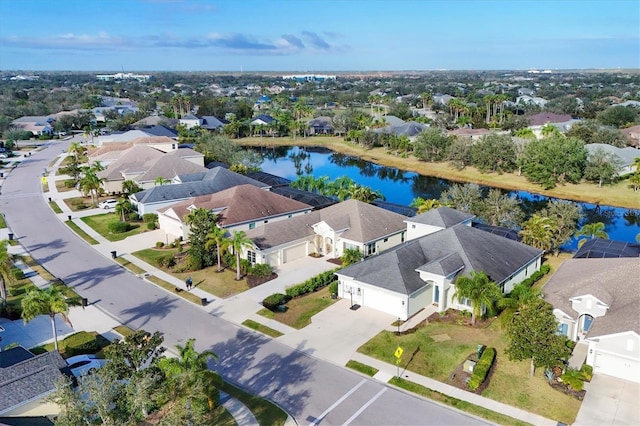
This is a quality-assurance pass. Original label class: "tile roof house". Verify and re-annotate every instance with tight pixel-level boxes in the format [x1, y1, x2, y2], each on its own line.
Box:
[10, 116, 54, 136]
[96, 130, 178, 146]
[88, 136, 180, 166]
[157, 184, 313, 240]
[586, 143, 640, 175]
[244, 199, 408, 267]
[0, 347, 66, 416]
[130, 167, 269, 215]
[96, 145, 206, 193]
[542, 258, 640, 382]
[336, 207, 543, 320]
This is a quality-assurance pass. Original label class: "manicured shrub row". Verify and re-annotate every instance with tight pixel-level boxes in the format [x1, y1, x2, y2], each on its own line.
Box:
[108, 221, 132, 233]
[285, 269, 338, 298]
[263, 293, 290, 311]
[467, 347, 496, 391]
[520, 264, 551, 288]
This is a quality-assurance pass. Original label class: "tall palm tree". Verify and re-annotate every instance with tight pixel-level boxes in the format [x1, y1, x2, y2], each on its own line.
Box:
[420, 92, 432, 114]
[498, 282, 542, 328]
[229, 231, 253, 281]
[519, 214, 557, 252]
[154, 177, 170, 186]
[67, 141, 86, 162]
[158, 338, 222, 421]
[575, 222, 609, 247]
[452, 271, 502, 325]
[205, 226, 228, 272]
[122, 179, 141, 195]
[115, 198, 135, 222]
[0, 240, 12, 308]
[21, 286, 76, 351]
[79, 165, 105, 205]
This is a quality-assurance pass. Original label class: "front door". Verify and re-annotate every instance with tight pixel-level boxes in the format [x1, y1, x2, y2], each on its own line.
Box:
[583, 315, 593, 333]
[434, 285, 440, 303]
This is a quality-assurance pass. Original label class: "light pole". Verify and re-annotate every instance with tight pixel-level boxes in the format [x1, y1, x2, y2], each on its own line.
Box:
[397, 317, 400, 336]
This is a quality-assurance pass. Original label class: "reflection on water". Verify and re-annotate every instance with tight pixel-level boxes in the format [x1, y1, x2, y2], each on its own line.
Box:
[252, 146, 640, 248]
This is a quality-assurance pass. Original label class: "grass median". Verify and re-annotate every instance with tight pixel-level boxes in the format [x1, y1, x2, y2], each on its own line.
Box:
[146, 275, 204, 305]
[242, 319, 284, 338]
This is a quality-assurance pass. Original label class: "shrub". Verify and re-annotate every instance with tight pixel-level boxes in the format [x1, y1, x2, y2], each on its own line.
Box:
[540, 264, 551, 274]
[155, 241, 164, 248]
[467, 347, 496, 391]
[127, 212, 140, 221]
[251, 263, 273, 278]
[156, 254, 176, 268]
[580, 364, 593, 381]
[11, 267, 25, 280]
[108, 221, 131, 233]
[285, 269, 338, 298]
[263, 293, 288, 311]
[223, 251, 236, 269]
[146, 222, 157, 230]
[561, 368, 585, 391]
[64, 179, 76, 188]
[142, 213, 158, 223]
[329, 281, 338, 294]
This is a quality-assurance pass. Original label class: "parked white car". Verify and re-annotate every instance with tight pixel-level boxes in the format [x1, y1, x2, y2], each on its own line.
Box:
[98, 199, 118, 209]
[64, 354, 108, 377]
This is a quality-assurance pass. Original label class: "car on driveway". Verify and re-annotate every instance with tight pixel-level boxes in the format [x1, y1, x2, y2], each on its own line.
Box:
[98, 199, 118, 209]
[63, 354, 108, 377]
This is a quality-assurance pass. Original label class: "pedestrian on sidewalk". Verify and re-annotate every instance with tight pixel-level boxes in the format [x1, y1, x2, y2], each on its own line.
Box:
[186, 276, 193, 290]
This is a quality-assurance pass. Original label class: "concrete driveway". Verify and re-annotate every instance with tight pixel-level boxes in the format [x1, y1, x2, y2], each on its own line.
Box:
[574, 374, 640, 425]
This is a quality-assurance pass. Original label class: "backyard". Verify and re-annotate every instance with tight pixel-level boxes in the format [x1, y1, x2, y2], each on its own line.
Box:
[358, 318, 581, 424]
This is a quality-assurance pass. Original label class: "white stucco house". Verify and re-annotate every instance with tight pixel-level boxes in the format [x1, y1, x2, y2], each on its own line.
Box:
[336, 207, 543, 320]
[157, 184, 312, 241]
[243, 199, 408, 267]
[543, 258, 640, 382]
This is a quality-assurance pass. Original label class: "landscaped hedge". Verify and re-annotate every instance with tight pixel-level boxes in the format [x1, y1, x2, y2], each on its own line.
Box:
[519, 264, 551, 288]
[142, 213, 158, 223]
[263, 293, 289, 311]
[467, 347, 496, 391]
[108, 221, 132, 234]
[11, 267, 24, 280]
[285, 268, 338, 298]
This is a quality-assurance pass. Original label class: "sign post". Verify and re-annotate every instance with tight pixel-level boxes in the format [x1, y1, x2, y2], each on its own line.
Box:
[394, 346, 403, 378]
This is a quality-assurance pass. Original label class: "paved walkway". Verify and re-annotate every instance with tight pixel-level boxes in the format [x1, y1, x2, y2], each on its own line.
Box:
[0, 149, 558, 426]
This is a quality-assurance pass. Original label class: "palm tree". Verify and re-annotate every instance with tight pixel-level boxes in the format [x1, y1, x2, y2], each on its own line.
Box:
[157, 338, 222, 421]
[519, 214, 557, 252]
[122, 179, 141, 195]
[498, 283, 542, 328]
[575, 222, 609, 248]
[21, 286, 77, 351]
[154, 177, 170, 186]
[0, 240, 12, 308]
[79, 165, 105, 205]
[205, 226, 228, 272]
[67, 141, 86, 161]
[411, 197, 443, 213]
[115, 198, 135, 222]
[420, 92, 432, 113]
[229, 231, 253, 281]
[349, 184, 384, 203]
[452, 271, 502, 325]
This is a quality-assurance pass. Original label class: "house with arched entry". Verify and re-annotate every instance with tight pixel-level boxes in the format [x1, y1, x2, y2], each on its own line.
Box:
[243, 199, 407, 267]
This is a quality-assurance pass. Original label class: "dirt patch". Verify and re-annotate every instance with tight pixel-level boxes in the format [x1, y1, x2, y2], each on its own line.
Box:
[427, 308, 494, 328]
[327, 258, 342, 266]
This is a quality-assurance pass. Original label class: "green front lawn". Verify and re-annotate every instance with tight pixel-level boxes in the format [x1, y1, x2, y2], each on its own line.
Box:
[257, 287, 338, 329]
[65, 220, 99, 245]
[132, 248, 249, 299]
[358, 320, 580, 424]
[81, 213, 148, 242]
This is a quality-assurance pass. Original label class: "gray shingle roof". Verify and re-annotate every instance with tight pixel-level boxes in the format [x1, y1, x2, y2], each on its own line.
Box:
[132, 167, 268, 204]
[0, 350, 66, 414]
[338, 224, 542, 295]
[246, 199, 407, 249]
[135, 149, 207, 183]
[406, 206, 475, 228]
[542, 258, 640, 337]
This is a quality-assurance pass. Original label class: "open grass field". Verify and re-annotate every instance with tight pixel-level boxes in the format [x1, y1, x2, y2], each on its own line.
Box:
[359, 319, 580, 424]
[239, 136, 640, 209]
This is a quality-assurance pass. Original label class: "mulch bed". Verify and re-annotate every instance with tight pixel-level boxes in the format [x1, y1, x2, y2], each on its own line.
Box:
[427, 308, 494, 328]
[446, 351, 497, 394]
[246, 273, 278, 288]
[326, 258, 343, 266]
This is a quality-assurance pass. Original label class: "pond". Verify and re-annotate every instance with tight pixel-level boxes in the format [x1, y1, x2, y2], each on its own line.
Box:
[253, 146, 640, 250]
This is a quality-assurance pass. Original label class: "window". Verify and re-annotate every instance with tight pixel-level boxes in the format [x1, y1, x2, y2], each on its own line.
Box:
[357, 288, 361, 296]
[247, 251, 256, 264]
[344, 242, 358, 251]
[557, 323, 568, 336]
[401, 232, 405, 243]
[366, 242, 376, 256]
[249, 223, 255, 230]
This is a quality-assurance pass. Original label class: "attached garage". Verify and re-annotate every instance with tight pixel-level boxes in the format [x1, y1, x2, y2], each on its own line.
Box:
[593, 351, 640, 383]
[283, 243, 307, 263]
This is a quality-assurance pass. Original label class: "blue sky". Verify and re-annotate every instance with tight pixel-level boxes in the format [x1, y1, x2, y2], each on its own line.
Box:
[1, 0, 638, 71]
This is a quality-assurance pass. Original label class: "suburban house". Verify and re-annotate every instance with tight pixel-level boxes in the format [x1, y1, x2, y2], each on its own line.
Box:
[586, 143, 640, 175]
[335, 207, 543, 320]
[620, 124, 640, 148]
[157, 184, 313, 240]
[95, 145, 206, 193]
[448, 128, 494, 140]
[543, 258, 640, 382]
[0, 347, 66, 416]
[526, 112, 576, 137]
[88, 136, 180, 167]
[130, 167, 269, 215]
[179, 114, 226, 131]
[10, 116, 54, 136]
[244, 199, 408, 267]
[132, 115, 179, 129]
[96, 129, 179, 146]
[375, 121, 428, 139]
[250, 114, 276, 127]
[307, 116, 334, 135]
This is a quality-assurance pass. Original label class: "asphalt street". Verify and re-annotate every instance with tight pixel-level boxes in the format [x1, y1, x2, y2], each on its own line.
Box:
[0, 136, 487, 425]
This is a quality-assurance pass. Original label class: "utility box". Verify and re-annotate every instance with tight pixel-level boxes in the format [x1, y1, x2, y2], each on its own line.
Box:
[464, 360, 477, 373]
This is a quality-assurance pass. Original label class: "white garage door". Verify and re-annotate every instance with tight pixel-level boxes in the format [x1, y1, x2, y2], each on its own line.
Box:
[283, 243, 306, 263]
[594, 351, 640, 383]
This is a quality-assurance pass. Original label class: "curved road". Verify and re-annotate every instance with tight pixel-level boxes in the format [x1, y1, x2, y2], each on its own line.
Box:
[0, 138, 486, 426]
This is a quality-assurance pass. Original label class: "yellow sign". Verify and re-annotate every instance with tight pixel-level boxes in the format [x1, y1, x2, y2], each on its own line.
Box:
[394, 346, 404, 359]
[41, 176, 48, 184]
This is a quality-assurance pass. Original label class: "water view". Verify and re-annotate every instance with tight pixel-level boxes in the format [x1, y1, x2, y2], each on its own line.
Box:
[254, 146, 640, 250]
